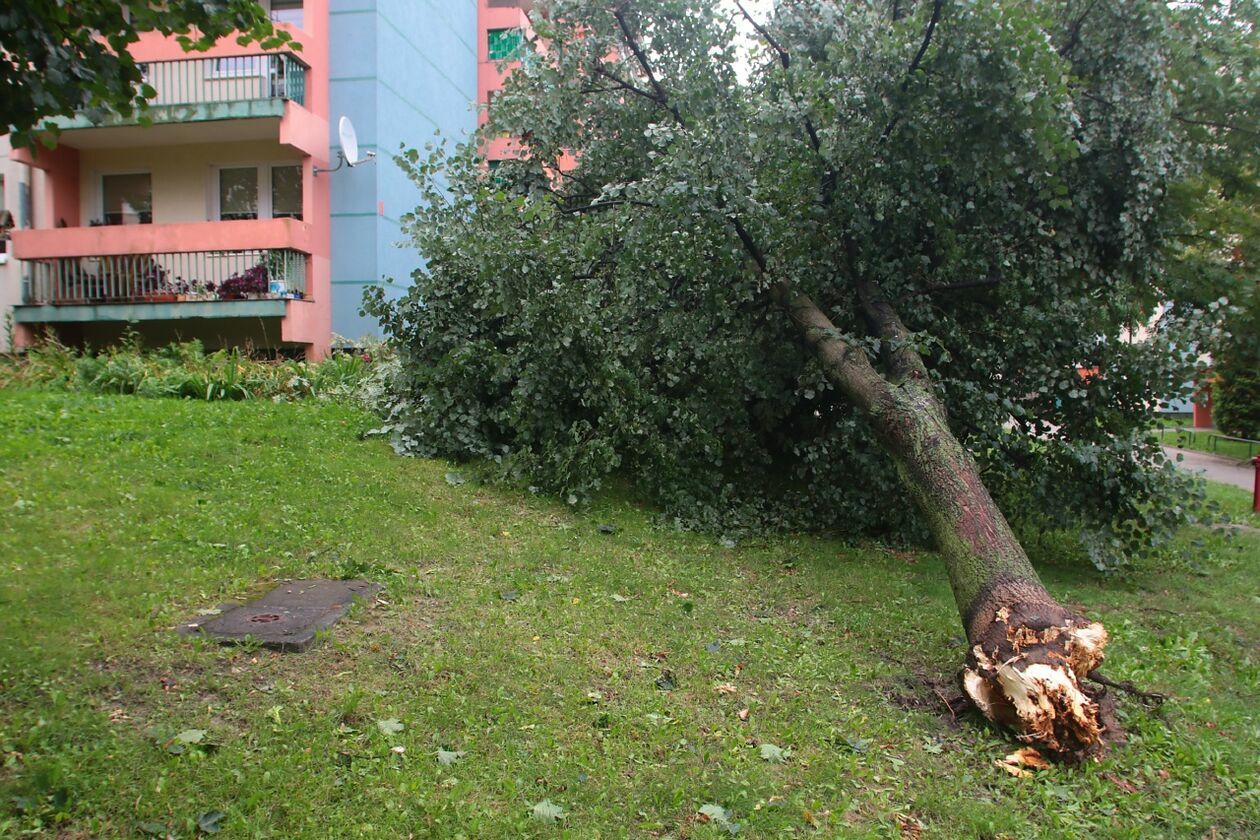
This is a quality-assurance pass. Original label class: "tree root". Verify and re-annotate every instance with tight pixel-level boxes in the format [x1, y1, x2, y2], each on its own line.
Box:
[1086, 670, 1168, 706]
[960, 598, 1112, 760]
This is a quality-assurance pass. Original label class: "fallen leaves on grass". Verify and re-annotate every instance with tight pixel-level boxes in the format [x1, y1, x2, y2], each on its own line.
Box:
[1102, 771, 1139, 794]
[437, 749, 466, 767]
[714, 682, 738, 695]
[376, 718, 405, 735]
[896, 813, 924, 839]
[531, 799, 567, 824]
[737, 708, 750, 722]
[698, 803, 742, 834]
[196, 810, 226, 834]
[996, 747, 1050, 778]
[759, 742, 790, 763]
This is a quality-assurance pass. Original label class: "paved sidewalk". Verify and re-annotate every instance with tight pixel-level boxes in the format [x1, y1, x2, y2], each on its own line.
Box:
[1162, 445, 1255, 492]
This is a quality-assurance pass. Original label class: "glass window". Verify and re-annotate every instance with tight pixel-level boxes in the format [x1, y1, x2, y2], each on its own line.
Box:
[270, 0, 304, 28]
[102, 173, 152, 225]
[487, 28, 525, 61]
[219, 168, 258, 221]
[209, 56, 263, 78]
[271, 165, 303, 220]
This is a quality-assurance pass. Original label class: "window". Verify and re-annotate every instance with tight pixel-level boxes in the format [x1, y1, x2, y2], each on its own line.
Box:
[209, 56, 264, 78]
[102, 173, 152, 225]
[270, 165, 303, 220]
[218, 167, 259, 220]
[487, 28, 525, 61]
[269, 0, 304, 28]
[216, 164, 303, 221]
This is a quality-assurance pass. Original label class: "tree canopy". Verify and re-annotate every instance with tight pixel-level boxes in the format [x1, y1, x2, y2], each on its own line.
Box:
[368, 0, 1246, 570]
[1, 0, 294, 148]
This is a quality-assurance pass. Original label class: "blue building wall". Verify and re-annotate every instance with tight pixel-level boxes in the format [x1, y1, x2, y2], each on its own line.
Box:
[328, 0, 478, 341]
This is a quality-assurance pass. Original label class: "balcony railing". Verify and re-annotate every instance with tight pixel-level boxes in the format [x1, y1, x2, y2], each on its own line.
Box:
[23, 249, 309, 306]
[141, 53, 307, 108]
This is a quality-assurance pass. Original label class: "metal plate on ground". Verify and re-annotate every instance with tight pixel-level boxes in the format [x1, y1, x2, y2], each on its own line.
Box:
[179, 579, 381, 652]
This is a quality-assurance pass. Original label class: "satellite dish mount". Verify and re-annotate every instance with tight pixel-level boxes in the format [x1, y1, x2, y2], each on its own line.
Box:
[314, 116, 377, 175]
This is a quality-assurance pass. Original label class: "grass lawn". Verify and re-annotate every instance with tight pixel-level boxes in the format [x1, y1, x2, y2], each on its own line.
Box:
[1157, 425, 1260, 462]
[0, 389, 1257, 838]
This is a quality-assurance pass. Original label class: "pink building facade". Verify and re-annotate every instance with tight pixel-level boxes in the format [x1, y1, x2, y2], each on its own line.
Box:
[8, 1, 332, 359]
[4, 1, 540, 356]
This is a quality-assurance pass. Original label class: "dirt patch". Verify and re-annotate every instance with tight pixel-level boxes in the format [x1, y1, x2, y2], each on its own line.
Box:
[883, 673, 971, 726]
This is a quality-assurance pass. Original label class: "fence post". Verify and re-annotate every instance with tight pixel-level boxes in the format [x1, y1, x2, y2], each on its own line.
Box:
[1253, 456, 1260, 514]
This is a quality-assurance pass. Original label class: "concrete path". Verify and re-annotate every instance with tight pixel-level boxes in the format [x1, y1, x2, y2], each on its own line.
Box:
[1162, 445, 1255, 492]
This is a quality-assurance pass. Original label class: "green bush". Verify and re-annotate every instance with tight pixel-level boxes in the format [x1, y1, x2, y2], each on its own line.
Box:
[1214, 296, 1260, 440]
[1, 335, 380, 404]
[1215, 367, 1260, 439]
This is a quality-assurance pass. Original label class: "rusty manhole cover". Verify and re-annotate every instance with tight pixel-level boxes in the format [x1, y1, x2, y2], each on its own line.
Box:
[178, 580, 382, 652]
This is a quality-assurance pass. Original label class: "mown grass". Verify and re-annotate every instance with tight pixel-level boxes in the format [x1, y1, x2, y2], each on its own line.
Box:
[0, 389, 1256, 838]
[1157, 425, 1260, 463]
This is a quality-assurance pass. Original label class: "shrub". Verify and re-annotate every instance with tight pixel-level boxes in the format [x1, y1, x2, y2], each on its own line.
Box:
[1, 334, 382, 404]
[1214, 295, 1260, 439]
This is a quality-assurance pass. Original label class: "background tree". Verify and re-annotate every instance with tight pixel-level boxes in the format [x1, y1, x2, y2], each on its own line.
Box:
[1, 0, 293, 149]
[1162, 0, 1260, 437]
[367, 0, 1238, 756]
[1215, 290, 1260, 438]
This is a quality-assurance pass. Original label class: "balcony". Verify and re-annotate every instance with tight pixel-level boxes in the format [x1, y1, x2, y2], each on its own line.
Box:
[12, 219, 313, 325]
[48, 53, 310, 148]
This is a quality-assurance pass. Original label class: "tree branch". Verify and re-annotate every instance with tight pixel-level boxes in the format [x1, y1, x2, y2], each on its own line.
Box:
[1172, 112, 1260, 137]
[1057, 0, 1100, 58]
[734, 0, 789, 70]
[560, 199, 657, 214]
[880, 0, 943, 143]
[611, 3, 688, 128]
[592, 64, 666, 107]
[733, 0, 830, 198]
[903, 0, 943, 91]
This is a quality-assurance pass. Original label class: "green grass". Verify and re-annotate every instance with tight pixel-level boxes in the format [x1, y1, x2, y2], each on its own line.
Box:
[0, 390, 1257, 838]
[1157, 425, 1260, 462]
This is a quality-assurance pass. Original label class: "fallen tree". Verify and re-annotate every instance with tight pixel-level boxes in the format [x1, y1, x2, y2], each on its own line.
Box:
[368, 0, 1247, 756]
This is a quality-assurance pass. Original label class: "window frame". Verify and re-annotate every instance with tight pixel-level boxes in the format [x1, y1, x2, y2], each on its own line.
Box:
[99, 170, 154, 226]
[208, 55, 265, 79]
[268, 0, 305, 28]
[487, 28, 526, 62]
[210, 162, 304, 222]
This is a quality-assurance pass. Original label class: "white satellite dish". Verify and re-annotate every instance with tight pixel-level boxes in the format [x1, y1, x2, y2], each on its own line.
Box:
[314, 116, 377, 175]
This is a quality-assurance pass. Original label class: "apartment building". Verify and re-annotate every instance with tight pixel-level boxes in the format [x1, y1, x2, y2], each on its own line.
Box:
[2, 0, 501, 357]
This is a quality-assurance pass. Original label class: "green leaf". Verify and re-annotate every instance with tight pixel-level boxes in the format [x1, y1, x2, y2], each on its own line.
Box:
[436, 749, 466, 766]
[376, 718, 405, 735]
[759, 742, 790, 763]
[699, 803, 742, 834]
[197, 810, 227, 834]
[531, 799, 567, 823]
[175, 729, 207, 744]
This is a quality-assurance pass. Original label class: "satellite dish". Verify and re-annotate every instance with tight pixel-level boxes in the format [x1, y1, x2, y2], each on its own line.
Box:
[314, 116, 377, 175]
[339, 116, 361, 165]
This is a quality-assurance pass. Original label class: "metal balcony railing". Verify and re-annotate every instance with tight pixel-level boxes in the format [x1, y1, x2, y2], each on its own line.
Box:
[131, 52, 308, 111]
[22, 249, 309, 306]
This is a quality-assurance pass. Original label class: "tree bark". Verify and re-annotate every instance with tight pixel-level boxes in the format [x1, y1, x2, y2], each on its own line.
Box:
[775, 281, 1111, 758]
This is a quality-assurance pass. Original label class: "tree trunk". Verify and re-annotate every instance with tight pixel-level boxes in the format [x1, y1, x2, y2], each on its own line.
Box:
[777, 283, 1111, 758]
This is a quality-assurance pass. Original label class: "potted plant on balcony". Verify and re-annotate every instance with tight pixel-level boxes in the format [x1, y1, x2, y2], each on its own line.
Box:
[134, 258, 174, 302]
[217, 264, 269, 300]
